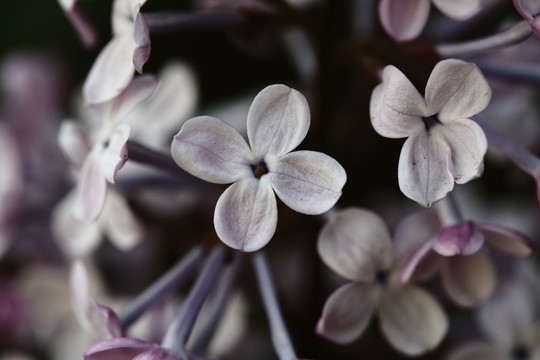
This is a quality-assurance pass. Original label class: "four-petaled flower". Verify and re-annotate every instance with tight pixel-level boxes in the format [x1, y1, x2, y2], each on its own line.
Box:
[171, 84, 347, 252]
[378, 0, 482, 42]
[370, 59, 491, 207]
[514, 0, 540, 37]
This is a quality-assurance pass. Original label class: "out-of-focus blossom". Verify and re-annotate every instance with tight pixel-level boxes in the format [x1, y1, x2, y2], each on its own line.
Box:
[57, 0, 98, 48]
[171, 84, 346, 252]
[370, 59, 491, 207]
[58, 75, 157, 223]
[514, 0, 540, 37]
[400, 210, 535, 307]
[317, 208, 447, 356]
[378, 0, 482, 42]
[83, 0, 151, 104]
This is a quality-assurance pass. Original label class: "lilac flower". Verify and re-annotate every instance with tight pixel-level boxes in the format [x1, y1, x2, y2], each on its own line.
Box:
[378, 0, 482, 42]
[171, 84, 346, 252]
[514, 0, 540, 37]
[316, 208, 447, 356]
[58, 75, 157, 223]
[370, 59, 491, 207]
[83, 0, 151, 104]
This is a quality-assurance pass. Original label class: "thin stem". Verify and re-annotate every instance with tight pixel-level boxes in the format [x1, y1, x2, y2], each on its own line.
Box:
[144, 10, 248, 34]
[162, 247, 225, 357]
[189, 253, 244, 355]
[436, 20, 532, 57]
[474, 116, 540, 176]
[252, 252, 297, 360]
[475, 60, 540, 87]
[119, 246, 205, 330]
[434, 194, 462, 227]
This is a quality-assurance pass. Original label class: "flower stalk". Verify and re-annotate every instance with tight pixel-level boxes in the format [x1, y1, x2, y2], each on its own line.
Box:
[144, 10, 247, 34]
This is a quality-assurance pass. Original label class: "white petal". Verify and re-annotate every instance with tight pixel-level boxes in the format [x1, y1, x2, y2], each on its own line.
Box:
[425, 59, 492, 122]
[379, 286, 448, 356]
[479, 223, 535, 257]
[214, 177, 277, 252]
[70, 260, 91, 330]
[398, 131, 454, 207]
[441, 251, 496, 307]
[171, 116, 252, 184]
[99, 123, 131, 184]
[431, 119, 487, 184]
[74, 155, 108, 223]
[106, 75, 158, 123]
[58, 120, 92, 168]
[513, 0, 540, 20]
[432, 221, 485, 256]
[432, 0, 482, 20]
[370, 65, 427, 138]
[83, 33, 136, 104]
[268, 150, 346, 215]
[101, 190, 144, 251]
[316, 282, 377, 344]
[446, 342, 503, 360]
[132, 9, 151, 74]
[247, 84, 310, 157]
[378, 0, 431, 42]
[317, 208, 393, 282]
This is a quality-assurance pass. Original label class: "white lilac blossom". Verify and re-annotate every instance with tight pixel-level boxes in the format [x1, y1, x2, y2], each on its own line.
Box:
[171, 84, 346, 252]
[400, 209, 535, 307]
[514, 0, 540, 37]
[370, 59, 491, 207]
[83, 0, 151, 104]
[316, 208, 448, 356]
[58, 75, 157, 223]
[57, 0, 98, 48]
[378, 0, 481, 42]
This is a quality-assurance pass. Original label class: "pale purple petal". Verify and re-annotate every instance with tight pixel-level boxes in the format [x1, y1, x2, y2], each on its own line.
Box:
[446, 342, 503, 360]
[133, 349, 182, 360]
[514, 0, 540, 21]
[378, 0, 431, 42]
[84, 337, 156, 360]
[432, 0, 482, 20]
[171, 116, 253, 183]
[106, 75, 158, 123]
[58, 120, 92, 168]
[99, 123, 131, 184]
[112, 0, 149, 34]
[101, 190, 144, 251]
[247, 84, 310, 157]
[398, 131, 453, 207]
[369, 65, 427, 138]
[316, 282, 377, 344]
[132, 9, 151, 74]
[83, 33, 136, 104]
[74, 154, 108, 223]
[425, 59, 492, 122]
[87, 298, 123, 339]
[532, 16, 540, 37]
[478, 223, 535, 257]
[317, 208, 393, 282]
[214, 177, 277, 252]
[441, 251, 496, 307]
[431, 119, 487, 184]
[432, 221, 485, 256]
[379, 286, 448, 356]
[267, 150, 346, 215]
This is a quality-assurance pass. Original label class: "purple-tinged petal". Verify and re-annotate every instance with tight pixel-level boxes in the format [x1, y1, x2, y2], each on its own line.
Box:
[479, 223, 535, 257]
[267, 150, 346, 215]
[316, 282, 377, 344]
[379, 286, 448, 356]
[87, 298, 123, 339]
[425, 59, 492, 122]
[369, 66, 426, 139]
[513, 0, 540, 21]
[84, 337, 157, 360]
[105, 75, 158, 124]
[378, 0, 431, 42]
[58, 120, 92, 168]
[432, 0, 482, 20]
[83, 33, 136, 105]
[74, 155, 107, 223]
[247, 84, 310, 157]
[399, 235, 437, 284]
[532, 16, 540, 37]
[113, 0, 149, 35]
[432, 119, 487, 184]
[101, 190, 144, 251]
[99, 124, 131, 184]
[446, 342, 503, 360]
[432, 221, 484, 256]
[317, 208, 393, 282]
[441, 251, 496, 307]
[171, 116, 252, 184]
[132, 9, 151, 74]
[214, 177, 277, 252]
[133, 349, 182, 360]
[398, 131, 453, 207]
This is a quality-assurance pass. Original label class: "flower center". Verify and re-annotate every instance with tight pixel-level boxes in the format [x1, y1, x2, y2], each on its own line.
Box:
[511, 345, 530, 360]
[375, 270, 389, 285]
[251, 160, 269, 179]
[422, 115, 441, 132]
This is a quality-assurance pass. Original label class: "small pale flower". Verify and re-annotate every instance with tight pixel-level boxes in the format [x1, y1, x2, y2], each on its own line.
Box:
[171, 84, 346, 252]
[514, 0, 540, 37]
[378, 0, 482, 42]
[83, 0, 151, 104]
[370, 59, 491, 207]
[316, 208, 448, 356]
